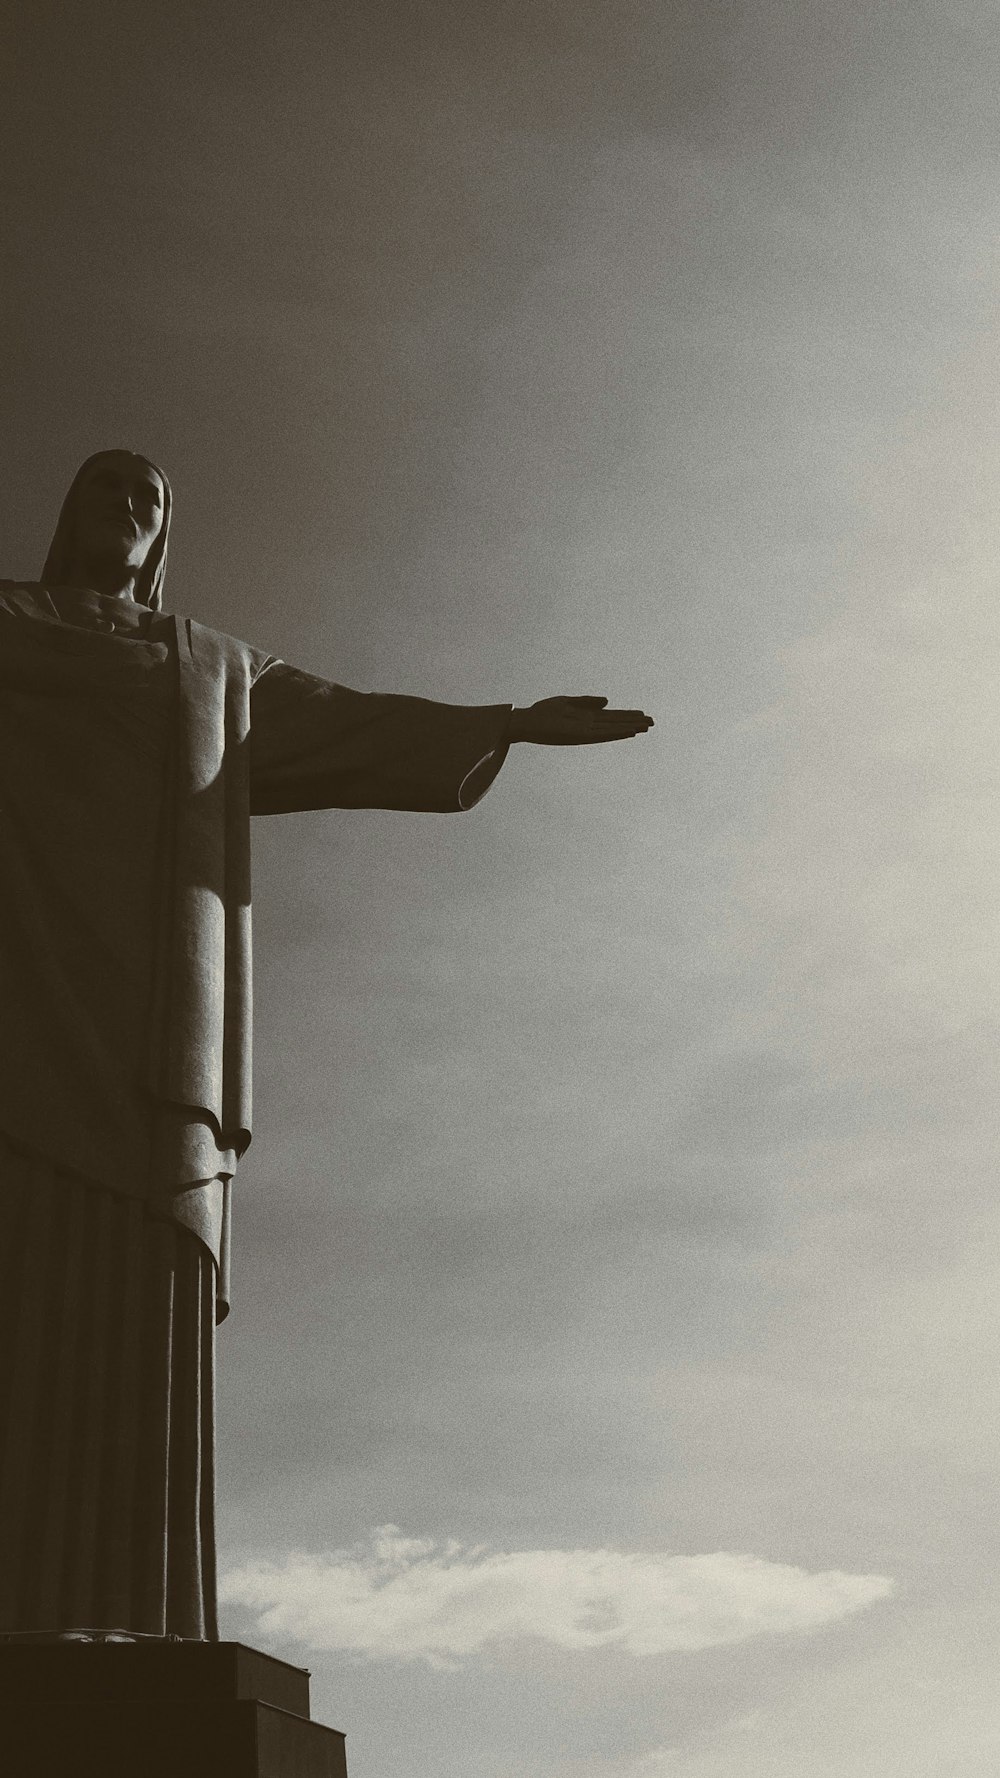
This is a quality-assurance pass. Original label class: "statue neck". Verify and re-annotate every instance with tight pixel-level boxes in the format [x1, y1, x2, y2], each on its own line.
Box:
[58, 556, 141, 601]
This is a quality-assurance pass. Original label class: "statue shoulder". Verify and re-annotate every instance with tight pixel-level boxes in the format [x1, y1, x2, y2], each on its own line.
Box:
[172, 614, 273, 683]
[0, 581, 48, 616]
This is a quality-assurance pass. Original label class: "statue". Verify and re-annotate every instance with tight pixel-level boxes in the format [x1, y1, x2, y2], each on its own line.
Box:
[0, 451, 653, 1645]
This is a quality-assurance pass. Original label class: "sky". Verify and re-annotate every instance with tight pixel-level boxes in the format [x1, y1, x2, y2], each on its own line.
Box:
[4, 0, 1000, 1771]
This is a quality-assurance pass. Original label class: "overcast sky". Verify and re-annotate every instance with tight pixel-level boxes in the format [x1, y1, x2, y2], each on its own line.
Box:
[5, 1, 1000, 1772]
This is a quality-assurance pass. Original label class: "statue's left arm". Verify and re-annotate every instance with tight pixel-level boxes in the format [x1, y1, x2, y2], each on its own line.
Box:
[248, 663, 655, 817]
[248, 661, 514, 815]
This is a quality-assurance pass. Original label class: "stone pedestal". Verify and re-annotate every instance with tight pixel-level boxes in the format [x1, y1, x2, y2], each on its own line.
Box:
[0, 1640, 347, 1776]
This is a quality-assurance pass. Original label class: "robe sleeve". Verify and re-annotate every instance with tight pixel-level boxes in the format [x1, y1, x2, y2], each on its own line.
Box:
[248, 659, 513, 816]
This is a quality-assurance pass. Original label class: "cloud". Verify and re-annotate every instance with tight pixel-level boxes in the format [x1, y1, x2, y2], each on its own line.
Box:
[220, 1526, 893, 1666]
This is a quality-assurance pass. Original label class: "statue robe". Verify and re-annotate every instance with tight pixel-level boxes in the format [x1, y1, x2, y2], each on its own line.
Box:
[0, 582, 511, 1639]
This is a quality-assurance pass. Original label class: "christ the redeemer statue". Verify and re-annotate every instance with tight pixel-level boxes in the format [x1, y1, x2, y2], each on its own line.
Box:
[0, 450, 652, 1645]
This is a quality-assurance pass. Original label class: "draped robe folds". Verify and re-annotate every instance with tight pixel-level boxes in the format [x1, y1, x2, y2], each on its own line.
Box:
[0, 581, 511, 1638]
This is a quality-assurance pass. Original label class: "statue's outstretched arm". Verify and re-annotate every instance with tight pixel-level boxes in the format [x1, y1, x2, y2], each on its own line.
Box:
[248, 659, 512, 815]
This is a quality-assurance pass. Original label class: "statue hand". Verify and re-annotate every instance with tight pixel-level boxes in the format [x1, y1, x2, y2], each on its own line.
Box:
[510, 696, 654, 745]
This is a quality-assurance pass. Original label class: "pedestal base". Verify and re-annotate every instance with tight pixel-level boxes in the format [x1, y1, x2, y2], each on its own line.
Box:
[0, 1641, 347, 1776]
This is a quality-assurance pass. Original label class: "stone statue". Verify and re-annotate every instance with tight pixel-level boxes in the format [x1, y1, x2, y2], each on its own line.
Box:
[0, 451, 653, 1644]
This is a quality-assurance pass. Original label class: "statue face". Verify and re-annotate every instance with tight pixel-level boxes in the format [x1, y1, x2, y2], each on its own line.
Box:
[71, 453, 165, 578]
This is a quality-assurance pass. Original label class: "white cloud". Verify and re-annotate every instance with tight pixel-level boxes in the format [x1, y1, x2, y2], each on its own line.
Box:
[220, 1526, 893, 1666]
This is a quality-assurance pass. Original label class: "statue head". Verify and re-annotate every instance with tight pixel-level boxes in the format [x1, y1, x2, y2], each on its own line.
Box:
[42, 450, 172, 609]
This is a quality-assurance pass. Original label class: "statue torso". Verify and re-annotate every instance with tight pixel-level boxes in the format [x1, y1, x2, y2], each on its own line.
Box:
[0, 582, 177, 1192]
